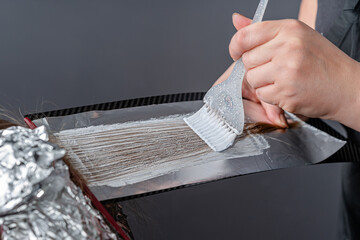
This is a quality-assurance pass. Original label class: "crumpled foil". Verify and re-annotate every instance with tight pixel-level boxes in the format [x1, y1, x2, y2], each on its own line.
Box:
[0, 126, 118, 239]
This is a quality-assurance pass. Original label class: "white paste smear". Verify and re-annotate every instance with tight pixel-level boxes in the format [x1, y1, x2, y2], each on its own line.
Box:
[55, 115, 269, 187]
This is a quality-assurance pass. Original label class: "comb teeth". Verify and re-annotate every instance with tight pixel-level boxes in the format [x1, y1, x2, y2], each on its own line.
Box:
[184, 105, 237, 152]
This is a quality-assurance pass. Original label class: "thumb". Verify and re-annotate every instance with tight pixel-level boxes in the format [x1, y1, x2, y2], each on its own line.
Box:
[261, 101, 288, 128]
[232, 13, 252, 30]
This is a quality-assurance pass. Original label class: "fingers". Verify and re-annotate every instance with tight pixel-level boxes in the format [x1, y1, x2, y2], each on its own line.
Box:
[232, 13, 252, 31]
[213, 63, 259, 103]
[243, 99, 272, 124]
[213, 62, 287, 127]
[246, 62, 276, 89]
[229, 20, 281, 61]
[255, 84, 279, 106]
[242, 77, 259, 103]
[242, 39, 278, 70]
[261, 101, 288, 127]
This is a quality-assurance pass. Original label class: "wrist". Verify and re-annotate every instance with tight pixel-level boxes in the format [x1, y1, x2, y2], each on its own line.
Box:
[332, 59, 360, 131]
[352, 64, 360, 132]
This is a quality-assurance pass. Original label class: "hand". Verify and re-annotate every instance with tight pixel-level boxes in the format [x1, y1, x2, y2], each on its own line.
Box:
[216, 71, 273, 124]
[229, 15, 360, 130]
[214, 14, 288, 127]
[243, 99, 272, 124]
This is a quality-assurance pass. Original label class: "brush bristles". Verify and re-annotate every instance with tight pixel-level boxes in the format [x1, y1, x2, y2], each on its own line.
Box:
[53, 114, 287, 187]
[55, 116, 212, 187]
[184, 105, 238, 152]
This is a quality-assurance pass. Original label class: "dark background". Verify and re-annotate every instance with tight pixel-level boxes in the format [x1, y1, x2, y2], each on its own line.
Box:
[123, 163, 343, 240]
[1, 1, 345, 239]
[0, 0, 301, 114]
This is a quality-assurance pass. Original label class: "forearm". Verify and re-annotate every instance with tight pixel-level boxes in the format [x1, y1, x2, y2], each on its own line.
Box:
[297, 1, 360, 132]
[298, 0, 317, 29]
[332, 60, 360, 132]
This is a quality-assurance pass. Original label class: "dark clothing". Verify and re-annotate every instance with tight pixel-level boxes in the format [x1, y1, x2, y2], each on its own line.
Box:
[321, 0, 360, 63]
[317, 1, 360, 143]
[316, 1, 360, 239]
[316, 0, 345, 35]
[319, 1, 360, 147]
[317, 0, 360, 147]
[317, 0, 360, 74]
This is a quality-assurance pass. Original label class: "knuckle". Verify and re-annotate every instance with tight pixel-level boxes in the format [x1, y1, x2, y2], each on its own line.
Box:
[285, 19, 304, 31]
[246, 70, 253, 81]
[283, 86, 297, 98]
[286, 55, 305, 74]
[235, 29, 247, 50]
[285, 105, 296, 113]
[285, 61, 300, 75]
[229, 45, 238, 61]
[281, 101, 297, 113]
[255, 88, 262, 98]
[246, 69, 256, 86]
[281, 52, 305, 76]
[277, 87, 299, 113]
[237, 28, 247, 44]
[229, 34, 241, 60]
[242, 52, 251, 69]
[285, 38, 304, 52]
[256, 89, 275, 105]
[259, 21, 271, 29]
[229, 45, 236, 60]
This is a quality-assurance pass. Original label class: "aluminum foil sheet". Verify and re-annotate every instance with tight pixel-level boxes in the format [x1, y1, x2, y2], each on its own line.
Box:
[0, 126, 118, 239]
[33, 101, 346, 201]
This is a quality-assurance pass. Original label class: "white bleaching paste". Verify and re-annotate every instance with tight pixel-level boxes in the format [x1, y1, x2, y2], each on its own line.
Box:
[55, 115, 269, 187]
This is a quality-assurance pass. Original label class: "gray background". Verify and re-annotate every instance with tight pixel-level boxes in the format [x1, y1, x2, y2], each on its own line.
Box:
[0, 0, 300, 114]
[124, 163, 343, 240]
[1, 1, 344, 239]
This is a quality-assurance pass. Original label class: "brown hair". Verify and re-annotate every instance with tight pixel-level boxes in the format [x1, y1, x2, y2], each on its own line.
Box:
[0, 118, 133, 239]
[0, 119, 18, 129]
[0, 116, 297, 240]
[0, 118, 296, 186]
[244, 121, 298, 135]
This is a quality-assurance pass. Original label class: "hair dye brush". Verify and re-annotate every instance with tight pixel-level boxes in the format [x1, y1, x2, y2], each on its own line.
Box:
[184, 0, 269, 152]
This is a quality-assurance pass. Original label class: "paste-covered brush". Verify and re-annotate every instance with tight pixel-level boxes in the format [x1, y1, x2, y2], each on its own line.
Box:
[184, 0, 269, 151]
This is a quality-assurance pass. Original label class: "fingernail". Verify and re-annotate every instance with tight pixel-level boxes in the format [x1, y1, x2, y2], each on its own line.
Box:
[232, 12, 241, 21]
[276, 114, 288, 128]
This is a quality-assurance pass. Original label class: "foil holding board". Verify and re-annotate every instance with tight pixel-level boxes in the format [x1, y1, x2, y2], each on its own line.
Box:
[31, 99, 345, 201]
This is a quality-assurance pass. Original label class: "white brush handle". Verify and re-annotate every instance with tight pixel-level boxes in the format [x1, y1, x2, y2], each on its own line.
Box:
[253, 0, 268, 23]
[203, 0, 269, 133]
[184, 0, 270, 152]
